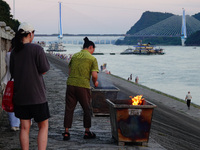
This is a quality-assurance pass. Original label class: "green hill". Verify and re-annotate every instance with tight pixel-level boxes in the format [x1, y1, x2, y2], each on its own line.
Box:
[116, 11, 200, 46]
[193, 12, 200, 21]
[115, 11, 179, 45]
[127, 11, 174, 35]
[115, 11, 200, 45]
[187, 12, 200, 46]
[184, 12, 200, 46]
[185, 30, 200, 46]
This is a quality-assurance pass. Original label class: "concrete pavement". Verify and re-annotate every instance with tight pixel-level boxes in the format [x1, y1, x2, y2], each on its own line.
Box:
[0, 60, 165, 150]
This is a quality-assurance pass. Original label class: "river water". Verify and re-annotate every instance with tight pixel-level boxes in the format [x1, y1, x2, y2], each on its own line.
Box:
[34, 36, 200, 105]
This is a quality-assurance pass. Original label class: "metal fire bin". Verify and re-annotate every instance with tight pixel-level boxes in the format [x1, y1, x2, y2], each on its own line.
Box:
[91, 87, 120, 116]
[106, 99, 156, 146]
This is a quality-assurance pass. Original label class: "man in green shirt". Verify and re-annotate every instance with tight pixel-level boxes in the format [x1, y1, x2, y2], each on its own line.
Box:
[63, 37, 99, 140]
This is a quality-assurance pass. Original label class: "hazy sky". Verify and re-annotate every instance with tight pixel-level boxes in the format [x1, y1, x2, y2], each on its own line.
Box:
[4, 0, 200, 34]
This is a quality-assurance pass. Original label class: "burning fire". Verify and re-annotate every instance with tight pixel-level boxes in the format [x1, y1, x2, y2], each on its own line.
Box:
[130, 95, 144, 105]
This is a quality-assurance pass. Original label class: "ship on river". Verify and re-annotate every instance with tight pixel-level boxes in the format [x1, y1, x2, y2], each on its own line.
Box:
[121, 42, 164, 55]
[46, 42, 66, 52]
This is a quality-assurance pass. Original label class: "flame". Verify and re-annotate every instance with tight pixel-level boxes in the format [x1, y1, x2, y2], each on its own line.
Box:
[130, 95, 144, 105]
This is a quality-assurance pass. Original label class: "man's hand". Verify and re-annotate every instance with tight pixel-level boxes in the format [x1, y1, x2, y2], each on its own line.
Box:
[94, 81, 98, 87]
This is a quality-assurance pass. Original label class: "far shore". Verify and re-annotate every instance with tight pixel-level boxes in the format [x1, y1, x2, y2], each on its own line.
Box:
[35, 34, 125, 37]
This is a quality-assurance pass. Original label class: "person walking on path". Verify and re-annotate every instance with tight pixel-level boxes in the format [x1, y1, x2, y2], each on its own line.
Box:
[63, 37, 99, 141]
[135, 76, 139, 84]
[2, 38, 20, 131]
[10, 22, 50, 150]
[185, 91, 192, 110]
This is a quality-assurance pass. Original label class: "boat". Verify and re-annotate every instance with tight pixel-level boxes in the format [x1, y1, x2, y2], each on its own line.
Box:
[121, 42, 164, 55]
[47, 2, 66, 52]
[35, 41, 46, 47]
[46, 42, 66, 52]
[120, 47, 134, 54]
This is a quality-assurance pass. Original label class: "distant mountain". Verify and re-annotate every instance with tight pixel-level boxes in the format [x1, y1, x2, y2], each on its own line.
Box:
[192, 12, 200, 21]
[126, 11, 174, 35]
[115, 11, 200, 45]
[185, 12, 200, 46]
[115, 11, 179, 45]
[185, 30, 200, 46]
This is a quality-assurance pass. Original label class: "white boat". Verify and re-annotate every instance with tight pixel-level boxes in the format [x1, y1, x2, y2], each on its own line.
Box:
[47, 42, 66, 52]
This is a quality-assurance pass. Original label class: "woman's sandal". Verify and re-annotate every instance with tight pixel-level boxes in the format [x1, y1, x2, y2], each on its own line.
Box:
[84, 131, 96, 139]
[62, 132, 70, 141]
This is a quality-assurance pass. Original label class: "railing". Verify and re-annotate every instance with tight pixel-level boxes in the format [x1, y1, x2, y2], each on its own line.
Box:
[0, 21, 15, 114]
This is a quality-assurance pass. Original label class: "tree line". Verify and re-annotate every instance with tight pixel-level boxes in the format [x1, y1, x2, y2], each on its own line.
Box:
[0, 0, 20, 32]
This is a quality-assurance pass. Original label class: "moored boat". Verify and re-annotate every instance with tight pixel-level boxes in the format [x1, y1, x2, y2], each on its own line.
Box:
[46, 42, 66, 52]
[121, 42, 164, 55]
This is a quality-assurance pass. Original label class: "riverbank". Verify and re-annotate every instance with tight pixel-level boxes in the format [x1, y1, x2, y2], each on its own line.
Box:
[0, 54, 165, 150]
[45, 54, 200, 150]
[0, 54, 200, 150]
[111, 74, 200, 116]
[46, 54, 200, 149]
[47, 53, 200, 121]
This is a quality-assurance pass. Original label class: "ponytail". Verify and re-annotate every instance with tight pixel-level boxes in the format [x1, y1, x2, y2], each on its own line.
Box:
[14, 29, 29, 52]
[83, 37, 95, 49]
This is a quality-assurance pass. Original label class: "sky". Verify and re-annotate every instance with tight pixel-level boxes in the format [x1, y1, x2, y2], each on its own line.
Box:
[4, 0, 200, 34]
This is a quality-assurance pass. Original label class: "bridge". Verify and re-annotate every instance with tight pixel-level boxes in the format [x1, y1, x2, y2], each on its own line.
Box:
[34, 36, 122, 45]
[126, 15, 200, 38]
[35, 10, 200, 45]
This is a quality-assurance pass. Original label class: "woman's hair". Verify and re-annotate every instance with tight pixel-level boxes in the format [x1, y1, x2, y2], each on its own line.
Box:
[14, 29, 29, 52]
[83, 37, 95, 49]
[11, 37, 15, 49]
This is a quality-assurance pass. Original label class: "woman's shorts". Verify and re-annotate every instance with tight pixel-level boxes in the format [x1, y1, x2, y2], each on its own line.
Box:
[14, 102, 50, 123]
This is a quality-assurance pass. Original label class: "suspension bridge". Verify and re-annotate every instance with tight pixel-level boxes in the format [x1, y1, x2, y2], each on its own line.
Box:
[126, 11, 200, 39]
[35, 9, 200, 46]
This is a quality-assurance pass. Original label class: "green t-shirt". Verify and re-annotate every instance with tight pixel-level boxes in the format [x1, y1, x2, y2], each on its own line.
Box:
[67, 50, 99, 89]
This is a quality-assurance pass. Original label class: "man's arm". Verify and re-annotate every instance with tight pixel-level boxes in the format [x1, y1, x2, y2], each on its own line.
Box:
[68, 68, 71, 76]
[92, 71, 98, 87]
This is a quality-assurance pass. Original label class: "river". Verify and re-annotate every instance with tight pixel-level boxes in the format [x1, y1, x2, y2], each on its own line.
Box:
[34, 36, 200, 106]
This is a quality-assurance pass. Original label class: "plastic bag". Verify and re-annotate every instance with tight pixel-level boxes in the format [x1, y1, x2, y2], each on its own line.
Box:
[2, 80, 14, 112]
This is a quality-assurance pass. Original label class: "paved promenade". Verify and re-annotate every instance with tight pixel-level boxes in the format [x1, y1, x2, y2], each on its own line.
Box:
[0, 54, 200, 149]
[0, 58, 165, 150]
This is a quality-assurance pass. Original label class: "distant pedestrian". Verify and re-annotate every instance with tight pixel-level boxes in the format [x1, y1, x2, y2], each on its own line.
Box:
[130, 74, 132, 80]
[100, 65, 103, 71]
[63, 37, 99, 141]
[185, 91, 192, 110]
[135, 76, 139, 84]
[10, 22, 50, 150]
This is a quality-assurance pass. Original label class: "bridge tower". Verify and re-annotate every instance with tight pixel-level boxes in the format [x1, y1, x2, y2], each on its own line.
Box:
[58, 2, 63, 40]
[181, 8, 187, 46]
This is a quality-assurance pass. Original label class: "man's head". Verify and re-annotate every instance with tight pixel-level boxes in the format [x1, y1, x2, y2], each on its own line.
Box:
[83, 37, 95, 54]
